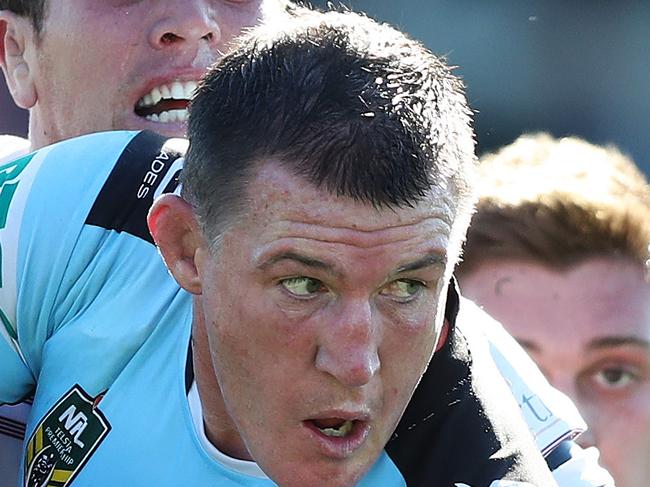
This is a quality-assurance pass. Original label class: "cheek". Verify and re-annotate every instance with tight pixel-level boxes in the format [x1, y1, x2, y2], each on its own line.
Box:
[204, 295, 310, 429]
[36, 35, 127, 113]
[596, 412, 650, 487]
[606, 392, 650, 445]
[388, 310, 439, 355]
[381, 320, 437, 401]
[203, 282, 310, 378]
[583, 392, 650, 474]
[378, 294, 441, 336]
[218, 6, 263, 44]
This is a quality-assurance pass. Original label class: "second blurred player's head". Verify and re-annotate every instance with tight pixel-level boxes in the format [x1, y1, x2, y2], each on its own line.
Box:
[458, 133, 650, 487]
[0, 0, 290, 148]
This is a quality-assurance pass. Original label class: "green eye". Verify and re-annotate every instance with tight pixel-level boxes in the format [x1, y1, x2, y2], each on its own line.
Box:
[381, 279, 425, 300]
[280, 277, 325, 297]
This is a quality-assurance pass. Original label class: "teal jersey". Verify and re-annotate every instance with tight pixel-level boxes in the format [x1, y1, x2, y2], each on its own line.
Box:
[0, 131, 404, 486]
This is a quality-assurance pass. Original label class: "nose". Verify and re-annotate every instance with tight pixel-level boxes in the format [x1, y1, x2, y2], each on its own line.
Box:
[315, 299, 380, 388]
[575, 426, 596, 450]
[149, 0, 220, 51]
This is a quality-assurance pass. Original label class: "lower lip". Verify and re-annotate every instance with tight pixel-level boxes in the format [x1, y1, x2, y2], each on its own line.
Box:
[302, 420, 371, 459]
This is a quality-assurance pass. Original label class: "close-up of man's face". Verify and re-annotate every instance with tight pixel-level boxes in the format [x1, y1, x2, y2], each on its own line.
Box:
[7, 0, 287, 146]
[460, 256, 650, 487]
[188, 160, 458, 486]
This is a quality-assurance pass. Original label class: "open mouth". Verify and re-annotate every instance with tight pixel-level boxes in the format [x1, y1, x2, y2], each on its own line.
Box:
[311, 418, 355, 438]
[134, 80, 198, 123]
[303, 417, 370, 458]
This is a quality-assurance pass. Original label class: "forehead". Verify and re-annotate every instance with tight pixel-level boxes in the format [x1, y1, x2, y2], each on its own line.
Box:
[463, 257, 650, 344]
[241, 161, 457, 246]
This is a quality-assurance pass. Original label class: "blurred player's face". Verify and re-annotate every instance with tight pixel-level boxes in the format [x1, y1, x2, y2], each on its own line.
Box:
[18, 0, 287, 148]
[460, 257, 650, 487]
[192, 161, 454, 486]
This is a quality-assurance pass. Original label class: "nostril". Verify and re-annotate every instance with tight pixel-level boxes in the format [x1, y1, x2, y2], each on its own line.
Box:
[202, 32, 214, 42]
[161, 32, 182, 44]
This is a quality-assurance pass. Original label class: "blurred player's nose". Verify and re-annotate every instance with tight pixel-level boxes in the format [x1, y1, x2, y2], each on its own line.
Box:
[574, 427, 596, 450]
[148, 0, 220, 51]
[547, 375, 597, 450]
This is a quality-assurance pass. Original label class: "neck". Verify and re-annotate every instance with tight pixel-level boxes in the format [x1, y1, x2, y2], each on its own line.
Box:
[28, 113, 51, 150]
[191, 298, 252, 461]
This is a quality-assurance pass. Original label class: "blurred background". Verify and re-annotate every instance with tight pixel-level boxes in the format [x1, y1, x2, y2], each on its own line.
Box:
[2, 1, 649, 175]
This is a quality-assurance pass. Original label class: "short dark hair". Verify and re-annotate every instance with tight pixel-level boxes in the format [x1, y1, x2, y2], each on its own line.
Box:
[183, 8, 476, 250]
[0, 0, 46, 33]
[458, 133, 650, 277]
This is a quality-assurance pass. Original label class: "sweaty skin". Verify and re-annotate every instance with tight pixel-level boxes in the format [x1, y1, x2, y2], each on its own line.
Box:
[151, 160, 459, 487]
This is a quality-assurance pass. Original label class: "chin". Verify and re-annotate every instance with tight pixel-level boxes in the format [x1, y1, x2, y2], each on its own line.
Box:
[262, 455, 370, 487]
[276, 469, 364, 487]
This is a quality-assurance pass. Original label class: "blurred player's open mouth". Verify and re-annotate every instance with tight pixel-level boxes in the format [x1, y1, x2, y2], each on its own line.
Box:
[303, 417, 370, 458]
[134, 80, 198, 124]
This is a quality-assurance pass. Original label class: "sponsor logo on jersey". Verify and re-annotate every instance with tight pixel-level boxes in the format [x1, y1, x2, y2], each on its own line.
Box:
[86, 131, 186, 243]
[24, 385, 110, 487]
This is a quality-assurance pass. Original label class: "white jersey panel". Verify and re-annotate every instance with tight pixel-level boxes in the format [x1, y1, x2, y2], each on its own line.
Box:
[0, 135, 29, 164]
[460, 297, 586, 454]
[0, 150, 48, 361]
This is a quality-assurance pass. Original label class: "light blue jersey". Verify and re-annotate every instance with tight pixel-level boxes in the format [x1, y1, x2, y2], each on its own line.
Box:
[0, 131, 405, 487]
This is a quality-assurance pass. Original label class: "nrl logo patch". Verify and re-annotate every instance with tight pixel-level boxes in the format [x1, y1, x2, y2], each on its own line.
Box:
[24, 385, 111, 487]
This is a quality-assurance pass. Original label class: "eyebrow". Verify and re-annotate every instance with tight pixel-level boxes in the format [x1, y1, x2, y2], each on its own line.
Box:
[516, 337, 650, 354]
[257, 252, 340, 276]
[257, 251, 445, 277]
[587, 336, 650, 351]
[393, 252, 446, 274]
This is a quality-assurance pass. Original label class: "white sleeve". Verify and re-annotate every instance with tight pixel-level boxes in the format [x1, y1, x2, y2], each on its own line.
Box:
[459, 296, 586, 454]
[0, 135, 30, 164]
[0, 150, 48, 402]
[552, 446, 615, 487]
[459, 297, 616, 486]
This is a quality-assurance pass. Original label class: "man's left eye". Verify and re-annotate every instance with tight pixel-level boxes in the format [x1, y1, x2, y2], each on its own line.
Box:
[381, 279, 425, 300]
[279, 277, 325, 297]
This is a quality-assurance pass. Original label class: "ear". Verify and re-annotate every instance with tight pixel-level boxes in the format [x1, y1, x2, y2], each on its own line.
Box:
[148, 194, 207, 295]
[0, 11, 37, 109]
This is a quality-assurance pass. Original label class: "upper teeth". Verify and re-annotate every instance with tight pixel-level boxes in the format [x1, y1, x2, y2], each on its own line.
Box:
[319, 420, 354, 438]
[138, 80, 198, 108]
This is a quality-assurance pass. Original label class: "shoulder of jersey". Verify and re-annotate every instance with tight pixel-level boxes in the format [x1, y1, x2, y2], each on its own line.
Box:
[29, 130, 188, 244]
[37, 130, 187, 166]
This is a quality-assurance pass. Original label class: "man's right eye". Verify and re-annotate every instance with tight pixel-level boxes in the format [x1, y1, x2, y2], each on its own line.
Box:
[592, 366, 639, 390]
[279, 277, 326, 297]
